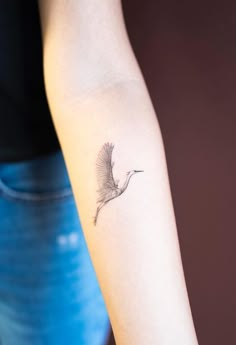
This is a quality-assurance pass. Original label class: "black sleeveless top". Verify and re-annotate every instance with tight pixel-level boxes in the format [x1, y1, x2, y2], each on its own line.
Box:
[0, 1, 60, 162]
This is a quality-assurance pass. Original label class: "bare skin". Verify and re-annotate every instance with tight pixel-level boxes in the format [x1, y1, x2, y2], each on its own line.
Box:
[38, 1, 199, 344]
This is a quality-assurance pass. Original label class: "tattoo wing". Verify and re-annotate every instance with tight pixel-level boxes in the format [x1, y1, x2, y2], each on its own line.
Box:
[96, 142, 118, 203]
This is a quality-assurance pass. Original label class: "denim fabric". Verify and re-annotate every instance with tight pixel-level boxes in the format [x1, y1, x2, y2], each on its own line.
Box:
[0, 150, 110, 345]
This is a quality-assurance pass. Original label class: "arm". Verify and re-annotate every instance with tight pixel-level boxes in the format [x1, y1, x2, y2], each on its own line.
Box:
[38, 1, 199, 344]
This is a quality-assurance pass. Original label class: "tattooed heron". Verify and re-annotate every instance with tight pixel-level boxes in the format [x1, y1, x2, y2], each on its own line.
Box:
[93, 142, 144, 225]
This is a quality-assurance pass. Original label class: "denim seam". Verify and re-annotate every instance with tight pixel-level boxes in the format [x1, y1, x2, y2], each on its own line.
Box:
[0, 179, 73, 202]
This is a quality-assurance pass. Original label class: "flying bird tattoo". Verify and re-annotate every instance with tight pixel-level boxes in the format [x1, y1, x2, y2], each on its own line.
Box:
[93, 142, 144, 226]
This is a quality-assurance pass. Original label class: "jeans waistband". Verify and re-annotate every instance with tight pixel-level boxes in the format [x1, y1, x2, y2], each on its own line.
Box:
[0, 149, 72, 194]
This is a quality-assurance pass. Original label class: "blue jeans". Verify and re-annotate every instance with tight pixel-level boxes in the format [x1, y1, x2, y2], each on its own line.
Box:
[0, 150, 110, 345]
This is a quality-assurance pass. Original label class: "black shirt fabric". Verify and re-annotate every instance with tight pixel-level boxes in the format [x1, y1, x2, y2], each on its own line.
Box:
[0, 1, 60, 162]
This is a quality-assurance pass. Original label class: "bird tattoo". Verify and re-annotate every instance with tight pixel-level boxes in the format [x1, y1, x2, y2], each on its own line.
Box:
[93, 142, 144, 226]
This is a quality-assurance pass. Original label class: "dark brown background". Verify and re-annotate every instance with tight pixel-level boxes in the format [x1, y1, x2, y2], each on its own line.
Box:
[108, 1, 236, 344]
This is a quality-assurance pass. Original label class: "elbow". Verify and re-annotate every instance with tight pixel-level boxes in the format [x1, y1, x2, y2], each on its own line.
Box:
[43, 49, 143, 116]
[39, 0, 143, 112]
[42, 32, 142, 114]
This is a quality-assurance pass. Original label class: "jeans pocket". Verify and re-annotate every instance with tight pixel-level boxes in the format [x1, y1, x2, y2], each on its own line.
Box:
[0, 150, 73, 202]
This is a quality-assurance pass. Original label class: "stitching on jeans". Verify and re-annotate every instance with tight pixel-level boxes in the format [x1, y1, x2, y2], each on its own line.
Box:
[0, 179, 73, 202]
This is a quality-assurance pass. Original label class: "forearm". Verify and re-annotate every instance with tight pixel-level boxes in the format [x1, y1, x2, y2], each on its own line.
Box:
[39, 1, 199, 343]
[45, 81, 198, 345]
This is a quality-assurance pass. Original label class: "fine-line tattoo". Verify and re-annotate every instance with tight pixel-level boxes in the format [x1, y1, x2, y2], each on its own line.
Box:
[93, 142, 144, 226]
